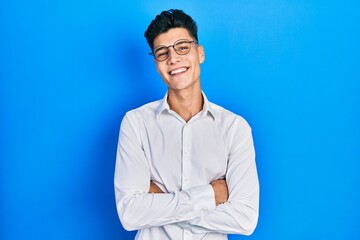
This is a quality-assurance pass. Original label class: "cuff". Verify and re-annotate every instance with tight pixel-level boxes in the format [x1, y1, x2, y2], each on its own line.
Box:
[188, 184, 216, 215]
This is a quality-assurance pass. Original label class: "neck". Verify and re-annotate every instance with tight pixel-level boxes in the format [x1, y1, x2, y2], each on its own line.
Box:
[167, 86, 203, 122]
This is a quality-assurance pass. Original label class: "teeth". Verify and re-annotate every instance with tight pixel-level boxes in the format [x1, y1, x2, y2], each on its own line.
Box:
[171, 67, 187, 75]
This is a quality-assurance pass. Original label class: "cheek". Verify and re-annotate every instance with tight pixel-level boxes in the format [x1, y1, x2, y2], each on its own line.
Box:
[156, 65, 169, 81]
[156, 64, 164, 75]
[155, 63, 160, 73]
[193, 53, 203, 66]
[192, 57, 202, 72]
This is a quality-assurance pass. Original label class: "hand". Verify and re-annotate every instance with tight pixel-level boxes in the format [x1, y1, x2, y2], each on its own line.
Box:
[211, 179, 229, 206]
[149, 181, 163, 193]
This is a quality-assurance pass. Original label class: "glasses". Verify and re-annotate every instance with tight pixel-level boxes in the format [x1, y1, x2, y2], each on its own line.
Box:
[149, 39, 197, 62]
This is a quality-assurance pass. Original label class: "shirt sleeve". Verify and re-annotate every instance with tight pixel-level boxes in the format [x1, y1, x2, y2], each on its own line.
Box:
[179, 117, 259, 236]
[114, 113, 216, 231]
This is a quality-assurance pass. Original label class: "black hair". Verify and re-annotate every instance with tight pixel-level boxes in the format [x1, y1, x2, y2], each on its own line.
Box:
[144, 9, 198, 52]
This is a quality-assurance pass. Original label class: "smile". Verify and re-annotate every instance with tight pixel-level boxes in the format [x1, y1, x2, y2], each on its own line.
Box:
[169, 67, 189, 76]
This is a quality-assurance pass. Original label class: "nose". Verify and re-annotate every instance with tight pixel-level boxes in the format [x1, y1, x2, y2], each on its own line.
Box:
[167, 47, 181, 64]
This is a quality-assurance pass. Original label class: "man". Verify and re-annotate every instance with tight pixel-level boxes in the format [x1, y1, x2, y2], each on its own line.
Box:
[114, 9, 259, 240]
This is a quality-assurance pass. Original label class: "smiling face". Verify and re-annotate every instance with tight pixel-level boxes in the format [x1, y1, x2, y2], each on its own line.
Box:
[153, 28, 205, 93]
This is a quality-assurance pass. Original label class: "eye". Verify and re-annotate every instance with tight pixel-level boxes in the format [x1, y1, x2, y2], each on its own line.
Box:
[154, 46, 167, 53]
[154, 47, 169, 59]
[178, 46, 189, 51]
[155, 49, 168, 56]
[157, 52, 168, 57]
[175, 42, 190, 53]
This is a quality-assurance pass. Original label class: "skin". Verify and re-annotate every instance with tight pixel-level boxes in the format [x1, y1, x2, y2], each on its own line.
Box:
[153, 27, 205, 122]
[148, 27, 229, 206]
[150, 179, 228, 206]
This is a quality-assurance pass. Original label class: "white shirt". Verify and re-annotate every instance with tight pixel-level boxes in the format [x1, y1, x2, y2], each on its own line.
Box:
[114, 92, 259, 240]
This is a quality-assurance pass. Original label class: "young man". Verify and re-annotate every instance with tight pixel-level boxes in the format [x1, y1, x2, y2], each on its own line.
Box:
[114, 9, 259, 240]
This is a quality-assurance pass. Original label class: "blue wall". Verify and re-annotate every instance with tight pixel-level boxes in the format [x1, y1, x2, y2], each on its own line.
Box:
[1, 1, 359, 239]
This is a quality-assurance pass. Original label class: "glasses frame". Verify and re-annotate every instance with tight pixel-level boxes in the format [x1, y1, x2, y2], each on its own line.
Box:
[149, 39, 198, 62]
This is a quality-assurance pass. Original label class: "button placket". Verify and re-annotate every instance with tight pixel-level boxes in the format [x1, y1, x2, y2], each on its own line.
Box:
[181, 124, 192, 190]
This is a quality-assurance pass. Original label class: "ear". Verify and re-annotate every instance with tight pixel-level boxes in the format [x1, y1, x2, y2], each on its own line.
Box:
[197, 45, 205, 64]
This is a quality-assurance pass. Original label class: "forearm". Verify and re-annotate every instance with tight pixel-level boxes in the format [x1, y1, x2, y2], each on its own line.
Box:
[115, 183, 216, 231]
[179, 187, 259, 235]
[148, 178, 257, 235]
[184, 171, 259, 234]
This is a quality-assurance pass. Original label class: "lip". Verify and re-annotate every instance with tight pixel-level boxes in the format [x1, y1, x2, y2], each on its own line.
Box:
[168, 66, 189, 76]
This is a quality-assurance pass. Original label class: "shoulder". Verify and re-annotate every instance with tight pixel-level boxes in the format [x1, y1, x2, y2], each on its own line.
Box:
[125, 99, 162, 119]
[120, 99, 163, 131]
[208, 101, 251, 131]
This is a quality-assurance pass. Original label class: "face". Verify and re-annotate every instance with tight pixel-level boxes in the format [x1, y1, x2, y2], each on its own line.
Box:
[153, 28, 205, 92]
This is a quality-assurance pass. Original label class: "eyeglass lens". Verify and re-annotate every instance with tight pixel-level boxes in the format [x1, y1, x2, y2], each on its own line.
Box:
[154, 40, 193, 61]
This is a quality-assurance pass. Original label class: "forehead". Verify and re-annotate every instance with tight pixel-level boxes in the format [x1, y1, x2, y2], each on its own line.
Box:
[153, 28, 193, 47]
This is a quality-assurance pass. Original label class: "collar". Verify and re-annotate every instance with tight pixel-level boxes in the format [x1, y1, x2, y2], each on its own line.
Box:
[155, 91, 217, 121]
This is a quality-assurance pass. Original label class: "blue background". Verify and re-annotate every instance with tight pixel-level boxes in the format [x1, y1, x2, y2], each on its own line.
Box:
[1, 1, 359, 239]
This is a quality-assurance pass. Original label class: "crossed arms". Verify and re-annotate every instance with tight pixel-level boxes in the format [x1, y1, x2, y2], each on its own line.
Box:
[114, 113, 259, 235]
[149, 179, 229, 206]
